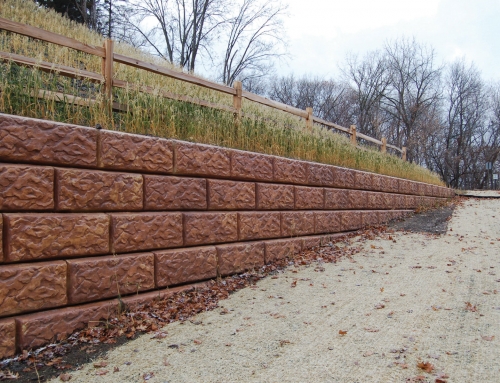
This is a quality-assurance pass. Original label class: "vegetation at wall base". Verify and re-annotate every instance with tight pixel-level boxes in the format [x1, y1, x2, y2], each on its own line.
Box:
[0, 0, 444, 186]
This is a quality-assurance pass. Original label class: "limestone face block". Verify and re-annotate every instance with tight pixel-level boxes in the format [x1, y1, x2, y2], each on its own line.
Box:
[98, 130, 173, 173]
[281, 211, 315, 236]
[216, 242, 265, 276]
[208, 179, 255, 210]
[361, 211, 379, 226]
[0, 115, 97, 167]
[144, 175, 207, 210]
[111, 212, 183, 253]
[238, 212, 281, 240]
[176, 142, 231, 177]
[56, 168, 143, 211]
[4, 213, 109, 261]
[265, 238, 302, 263]
[273, 157, 308, 185]
[184, 212, 238, 245]
[155, 246, 217, 287]
[231, 151, 273, 181]
[307, 163, 334, 186]
[0, 319, 15, 358]
[294, 186, 324, 209]
[332, 167, 355, 189]
[314, 211, 342, 234]
[0, 261, 67, 316]
[67, 253, 155, 304]
[354, 170, 373, 190]
[324, 188, 349, 210]
[256, 183, 294, 210]
[0, 164, 54, 210]
[341, 211, 362, 231]
[348, 190, 368, 210]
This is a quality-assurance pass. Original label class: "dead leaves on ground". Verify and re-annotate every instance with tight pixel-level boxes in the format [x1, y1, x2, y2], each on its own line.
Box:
[417, 361, 435, 373]
[465, 302, 478, 312]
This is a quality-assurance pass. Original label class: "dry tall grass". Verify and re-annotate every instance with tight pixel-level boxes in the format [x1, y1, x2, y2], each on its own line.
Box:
[0, 0, 444, 185]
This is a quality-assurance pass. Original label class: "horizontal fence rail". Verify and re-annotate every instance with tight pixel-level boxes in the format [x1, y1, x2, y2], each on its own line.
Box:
[0, 17, 406, 160]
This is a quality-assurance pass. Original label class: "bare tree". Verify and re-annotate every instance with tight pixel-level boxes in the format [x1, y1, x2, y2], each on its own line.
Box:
[219, 0, 287, 86]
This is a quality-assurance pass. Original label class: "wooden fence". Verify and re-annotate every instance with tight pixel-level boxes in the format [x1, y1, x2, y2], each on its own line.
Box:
[0, 17, 406, 160]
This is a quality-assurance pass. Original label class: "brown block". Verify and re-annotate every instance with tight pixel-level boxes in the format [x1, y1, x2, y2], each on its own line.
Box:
[208, 179, 255, 210]
[295, 186, 324, 209]
[98, 130, 173, 173]
[348, 190, 368, 210]
[361, 211, 379, 227]
[398, 179, 411, 195]
[417, 183, 426, 196]
[341, 211, 362, 231]
[0, 114, 97, 167]
[231, 151, 273, 181]
[314, 211, 342, 234]
[256, 183, 294, 210]
[394, 194, 406, 209]
[308, 163, 334, 186]
[4, 213, 109, 262]
[332, 167, 355, 189]
[366, 192, 379, 209]
[217, 242, 265, 276]
[302, 236, 323, 250]
[273, 157, 308, 185]
[371, 175, 384, 192]
[111, 212, 183, 253]
[0, 216, 2, 262]
[378, 210, 392, 224]
[324, 188, 349, 210]
[0, 319, 15, 358]
[408, 181, 418, 195]
[405, 195, 417, 209]
[0, 164, 54, 211]
[175, 142, 231, 177]
[425, 184, 433, 196]
[385, 177, 399, 193]
[56, 168, 143, 211]
[0, 261, 67, 317]
[144, 175, 206, 210]
[184, 212, 238, 246]
[265, 238, 302, 263]
[67, 253, 155, 304]
[281, 212, 315, 237]
[16, 300, 116, 350]
[354, 170, 373, 190]
[155, 246, 217, 287]
[238, 212, 281, 241]
[122, 283, 207, 310]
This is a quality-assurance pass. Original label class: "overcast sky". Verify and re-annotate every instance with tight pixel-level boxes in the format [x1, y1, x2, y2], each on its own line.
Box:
[278, 0, 500, 81]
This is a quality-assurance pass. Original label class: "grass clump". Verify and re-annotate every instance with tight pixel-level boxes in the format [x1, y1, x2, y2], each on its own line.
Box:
[0, 0, 444, 185]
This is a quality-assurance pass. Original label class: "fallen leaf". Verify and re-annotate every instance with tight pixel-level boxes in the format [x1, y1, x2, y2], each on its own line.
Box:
[417, 361, 435, 373]
[96, 369, 108, 376]
[93, 361, 108, 368]
[363, 351, 374, 357]
[465, 302, 478, 312]
[59, 373, 72, 381]
[193, 339, 202, 345]
[291, 280, 297, 288]
[279, 340, 291, 346]
[435, 379, 447, 383]
[380, 287, 384, 292]
[481, 335, 495, 341]
[339, 330, 347, 335]
[364, 327, 380, 332]
[152, 332, 167, 339]
[143, 372, 155, 380]
[375, 303, 385, 309]
[113, 367, 119, 373]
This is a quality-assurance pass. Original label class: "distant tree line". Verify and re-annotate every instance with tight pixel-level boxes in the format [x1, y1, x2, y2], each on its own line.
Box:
[34, 2, 499, 189]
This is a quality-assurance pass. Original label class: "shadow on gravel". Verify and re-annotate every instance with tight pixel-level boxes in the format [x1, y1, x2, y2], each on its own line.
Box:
[390, 204, 455, 235]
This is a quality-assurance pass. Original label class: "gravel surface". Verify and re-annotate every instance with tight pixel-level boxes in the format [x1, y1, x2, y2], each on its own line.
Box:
[53, 199, 500, 383]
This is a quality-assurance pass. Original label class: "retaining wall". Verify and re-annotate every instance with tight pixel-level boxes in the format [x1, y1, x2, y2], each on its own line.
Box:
[0, 114, 453, 358]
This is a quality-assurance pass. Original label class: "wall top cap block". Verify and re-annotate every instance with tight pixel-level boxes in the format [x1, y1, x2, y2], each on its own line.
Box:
[174, 140, 232, 178]
[0, 114, 97, 167]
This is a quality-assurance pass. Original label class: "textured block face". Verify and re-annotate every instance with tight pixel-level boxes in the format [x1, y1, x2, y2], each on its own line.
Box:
[111, 213, 183, 253]
[408, 181, 418, 195]
[184, 213, 238, 245]
[265, 238, 302, 263]
[273, 158, 308, 185]
[386, 177, 399, 193]
[67, 253, 154, 304]
[0, 115, 97, 167]
[176, 142, 231, 177]
[308, 164, 334, 186]
[378, 211, 392, 224]
[0, 261, 67, 317]
[155, 246, 217, 287]
[144, 175, 206, 210]
[217, 242, 265, 276]
[56, 168, 143, 211]
[348, 190, 368, 210]
[0, 319, 15, 358]
[371, 175, 384, 192]
[0, 217, 3, 262]
[238, 212, 281, 240]
[16, 301, 116, 350]
[231, 151, 273, 181]
[366, 192, 380, 209]
[394, 194, 406, 209]
[208, 179, 255, 210]
[5, 213, 109, 262]
[99, 130, 173, 173]
[354, 171, 373, 190]
[405, 195, 417, 209]
[281, 212, 315, 236]
[398, 179, 411, 195]
[361, 211, 379, 227]
[425, 184, 433, 196]
[302, 236, 322, 250]
[295, 186, 324, 209]
[417, 183, 426, 196]
[256, 183, 294, 210]
[332, 167, 355, 189]
[0, 164, 54, 211]
[314, 211, 342, 234]
[341, 211, 362, 231]
[324, 189, 349, 210]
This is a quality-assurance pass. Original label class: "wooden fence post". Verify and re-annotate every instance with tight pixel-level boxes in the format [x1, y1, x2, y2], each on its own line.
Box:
[306, 107, 313, 131]
[381, 137, 387, 153]
[350, 125, 357, 145]
[402, 147, 407, 161]
[233, 81, 242, 124]
[102, 39, 114, 115]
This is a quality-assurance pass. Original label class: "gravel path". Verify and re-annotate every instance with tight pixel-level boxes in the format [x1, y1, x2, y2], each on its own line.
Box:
[55, 199, 500, 383]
